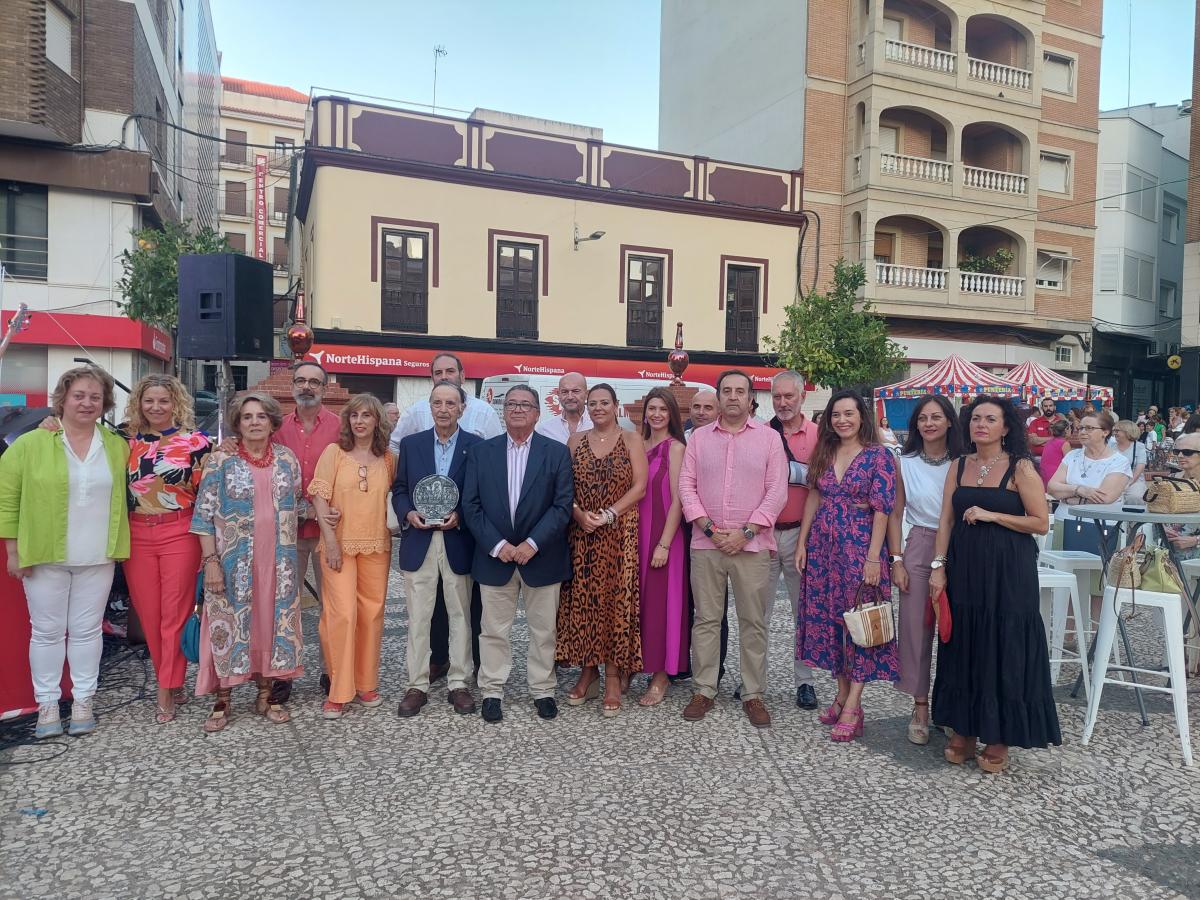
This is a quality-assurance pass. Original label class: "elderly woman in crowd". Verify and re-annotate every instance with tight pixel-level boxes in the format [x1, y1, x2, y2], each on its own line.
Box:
[929, 397, 1057, 773]
[191, 393, 306, 732]
[309, 394, 394, 719]
[1164, 432, 1200, 558]
[886, 394, 963, 745]
[0, 365, 130, 738]
[1112, 419, 1147, 507]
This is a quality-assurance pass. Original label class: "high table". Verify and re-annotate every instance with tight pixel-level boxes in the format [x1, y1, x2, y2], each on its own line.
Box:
[1065, 504, 1200, 725]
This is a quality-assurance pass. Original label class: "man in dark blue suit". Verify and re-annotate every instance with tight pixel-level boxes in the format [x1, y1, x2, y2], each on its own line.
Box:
[462, 384, 573, 723]
[392, 384, 482, 717]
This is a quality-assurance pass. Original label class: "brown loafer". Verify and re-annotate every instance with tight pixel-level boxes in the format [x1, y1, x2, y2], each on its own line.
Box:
[742, 698, 771, 729]
[682, 693, 715, 722]
[447, 688, 476, 715]
[397, 689, 428, 718]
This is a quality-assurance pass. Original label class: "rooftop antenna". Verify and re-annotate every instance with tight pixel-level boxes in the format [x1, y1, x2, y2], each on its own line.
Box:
[433, 45, 447, 114]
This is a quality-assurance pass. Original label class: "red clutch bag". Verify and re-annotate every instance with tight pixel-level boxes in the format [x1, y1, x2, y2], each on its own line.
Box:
[925, 589, 952, 643]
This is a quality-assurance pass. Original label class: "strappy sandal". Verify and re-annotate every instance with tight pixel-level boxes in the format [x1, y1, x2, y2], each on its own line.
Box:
[907, 699, 930, 745]
[817, 699, 845, 725]
[203, 691, 232, 733]
[638, 681, 668, 707]
[830, 707, 864, 743]
[172, 687, 189, 707]
[566, 678, 600, 707]
[943, 735, 977, 765]
[977, 745, 1010, 774]
[257, 680, 291, 724]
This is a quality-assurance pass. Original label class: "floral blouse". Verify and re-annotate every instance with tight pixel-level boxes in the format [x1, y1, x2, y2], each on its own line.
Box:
[124, 427, 212, 514]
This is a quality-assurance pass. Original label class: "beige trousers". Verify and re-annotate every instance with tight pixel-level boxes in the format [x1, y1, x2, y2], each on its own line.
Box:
[404, 531, 474, 692]
[690, 549, 771, 701]
[477, 571, 561, 701]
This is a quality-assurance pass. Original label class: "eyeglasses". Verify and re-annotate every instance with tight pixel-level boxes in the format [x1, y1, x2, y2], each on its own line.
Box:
[1077, 426, 1102, 432]
[1177, 449, 1200, 458]
[504, 401, 536, 411]
[358, 465, 369, 492]
[293, 377, 325, 388]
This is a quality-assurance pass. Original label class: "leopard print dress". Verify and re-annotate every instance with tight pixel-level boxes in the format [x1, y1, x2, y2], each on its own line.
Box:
[555, 433, 643, 670]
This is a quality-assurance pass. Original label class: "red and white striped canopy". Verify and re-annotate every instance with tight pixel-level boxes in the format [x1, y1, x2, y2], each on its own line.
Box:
[1006, 360, 1113, 402]
[874, 354, 1022, 400]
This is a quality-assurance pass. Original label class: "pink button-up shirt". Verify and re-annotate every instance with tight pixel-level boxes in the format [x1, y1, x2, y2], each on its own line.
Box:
[275, 406, 341, 539]
[679, 417, 789, 552]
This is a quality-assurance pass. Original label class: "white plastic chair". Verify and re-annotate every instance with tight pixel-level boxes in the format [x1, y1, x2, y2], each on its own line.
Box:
[1038, 568, 1090, 699]
[1081, 586, 1193, 767]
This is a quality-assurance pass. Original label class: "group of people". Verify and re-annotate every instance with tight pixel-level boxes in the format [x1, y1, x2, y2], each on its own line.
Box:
[3, 352, 1115, 774]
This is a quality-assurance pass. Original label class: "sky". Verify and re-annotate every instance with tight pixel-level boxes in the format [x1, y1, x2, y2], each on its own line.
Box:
[210, 0, 1194, 150]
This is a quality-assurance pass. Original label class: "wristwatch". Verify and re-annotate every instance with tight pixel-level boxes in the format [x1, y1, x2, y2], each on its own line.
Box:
[930, 555, 947, 570]
[889, 554, 904, 564]
[740, 526, 755, 541]
[702, 519, 715, 538]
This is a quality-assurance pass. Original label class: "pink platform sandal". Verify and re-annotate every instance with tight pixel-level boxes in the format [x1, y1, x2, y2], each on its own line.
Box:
[817, 699, 844, 725]
[830, 707, 864, 743]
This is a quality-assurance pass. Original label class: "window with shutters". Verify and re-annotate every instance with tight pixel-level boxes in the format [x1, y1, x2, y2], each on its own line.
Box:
[272, 237, 287, 270]
[272, 186, 289, 221]
[1126, 167, 1158, 221]
[626, 255, 665, 348]
[1042, 52, 1074, 95]
[1162, 206, 1180, 243]
[495, 242, 539, 340]
[1100, 166, 1123, 209]
[45, 2, 73, 75]
[381, 230, 429, 333]
[224, 232, 246, 253]
[1039, 152, 1070, 194]
[1122, 250, 1154, 301]
[1097, 251, 1119, 293]
[223, 181, 246, 216]
[725, 265, 760, 353]
[224, 129, 247, 165]
[1159, 281, 1177, 318]
[873, 232, 895, 264]
[1035, 251, 1066, 290]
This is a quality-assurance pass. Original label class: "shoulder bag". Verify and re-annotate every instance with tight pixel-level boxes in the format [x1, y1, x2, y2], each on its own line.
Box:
[843, 583, 895, 648]
[1105, 532, 1144, 590]
[179, 573, 203, 664]
[1145, 476, 1200, 514]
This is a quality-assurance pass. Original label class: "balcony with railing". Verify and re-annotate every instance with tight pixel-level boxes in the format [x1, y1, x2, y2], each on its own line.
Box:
[965, 15, 1032, 91]
[0, 232, 49, 281]
[959, 272, 1025, 296]
[876, 262, 948, 290]
[884, 39, 956, 74]
[963, 166, 1028, 195]
[958, 226, 1025, 297]
[961, 123, 1029, 197]
[880, 153, 952, 184]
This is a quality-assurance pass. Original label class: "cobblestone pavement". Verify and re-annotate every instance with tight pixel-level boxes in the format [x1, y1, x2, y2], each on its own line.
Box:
[2, 570, 1199, 900]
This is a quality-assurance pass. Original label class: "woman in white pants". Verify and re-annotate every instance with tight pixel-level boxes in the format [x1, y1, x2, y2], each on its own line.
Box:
[0, 366, 130, 738]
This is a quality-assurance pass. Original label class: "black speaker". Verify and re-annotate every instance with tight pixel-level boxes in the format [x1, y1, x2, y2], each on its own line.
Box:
[177, 253, 274, 360]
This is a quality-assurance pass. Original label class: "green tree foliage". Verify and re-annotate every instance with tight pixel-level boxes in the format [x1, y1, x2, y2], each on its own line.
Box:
[958, 248, 1014, 275]
[116, 220, 234, 331]
[762, 259, 907, 389]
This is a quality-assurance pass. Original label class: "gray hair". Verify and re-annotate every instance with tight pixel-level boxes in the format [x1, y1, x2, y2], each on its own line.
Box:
[771, 370, 806, 392]
[430, 382, 467, 404]
[506, 384, 540, 405]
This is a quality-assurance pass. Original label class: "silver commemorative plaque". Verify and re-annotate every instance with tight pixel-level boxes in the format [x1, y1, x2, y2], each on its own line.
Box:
[412, 474, 459, 526]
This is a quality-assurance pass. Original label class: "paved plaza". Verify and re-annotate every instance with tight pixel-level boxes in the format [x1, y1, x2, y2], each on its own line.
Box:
[2, 571, 1199, 900]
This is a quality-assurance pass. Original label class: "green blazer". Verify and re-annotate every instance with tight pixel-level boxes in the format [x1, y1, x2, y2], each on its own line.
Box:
[0, 426, 131, 567]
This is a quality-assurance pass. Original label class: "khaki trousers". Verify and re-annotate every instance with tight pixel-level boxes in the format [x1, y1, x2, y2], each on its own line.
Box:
[477, 571, 561, 701]
[404, 531, 474, 693]
[690, 549, 771, 701]
[767, 527, 815, 687]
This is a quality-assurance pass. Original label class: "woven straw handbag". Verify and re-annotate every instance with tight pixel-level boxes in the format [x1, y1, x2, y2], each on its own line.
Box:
[1105, 532, 1144, 590]
[843, 583, 895, 648]
[1144, 475, 1200, 514]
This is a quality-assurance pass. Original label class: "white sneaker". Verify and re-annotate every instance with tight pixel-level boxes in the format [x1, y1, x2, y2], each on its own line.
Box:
[68, 697, 96, 736]
[35, 703, 63, 739]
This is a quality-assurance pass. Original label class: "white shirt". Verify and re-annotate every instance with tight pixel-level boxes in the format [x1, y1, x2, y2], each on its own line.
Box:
[899, 454, 948, 529]
[389, 394, 503, 452]
[63, 428, 112, 566]
[1055, 448, 1132, 521]
[491, 433, 537, 556]
[535, 410, 592, 444]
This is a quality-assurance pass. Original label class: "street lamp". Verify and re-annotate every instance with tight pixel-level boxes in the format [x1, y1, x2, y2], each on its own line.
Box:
[573, 224, 605, 251]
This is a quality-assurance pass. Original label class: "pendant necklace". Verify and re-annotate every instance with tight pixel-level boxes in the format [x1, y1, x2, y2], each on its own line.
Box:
[974, 452, 1004, 486]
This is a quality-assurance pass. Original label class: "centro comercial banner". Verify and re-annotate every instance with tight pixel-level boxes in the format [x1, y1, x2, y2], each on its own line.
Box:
[306, 343, 783, 390]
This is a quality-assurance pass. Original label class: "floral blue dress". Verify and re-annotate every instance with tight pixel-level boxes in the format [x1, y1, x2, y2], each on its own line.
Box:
[797, 444, 900, 683]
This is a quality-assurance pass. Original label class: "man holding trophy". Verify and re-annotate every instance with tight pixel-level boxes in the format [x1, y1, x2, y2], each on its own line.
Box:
[392, 383, 483, 717]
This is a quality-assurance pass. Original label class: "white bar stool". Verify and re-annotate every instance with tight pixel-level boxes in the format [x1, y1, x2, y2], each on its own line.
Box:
[1037, 568, 1090, 698]
[1038, 549, 1102, 641]
[1081, 585, 1193, 767]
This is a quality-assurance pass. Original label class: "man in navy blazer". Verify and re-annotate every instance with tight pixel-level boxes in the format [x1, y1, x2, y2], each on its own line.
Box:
[462, 384, 573, 723]
[392, 383, 482, 717]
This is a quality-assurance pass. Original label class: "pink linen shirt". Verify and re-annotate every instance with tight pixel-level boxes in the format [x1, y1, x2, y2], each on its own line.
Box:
[274, 406, 341, 540]
[679, 416, 789, 553]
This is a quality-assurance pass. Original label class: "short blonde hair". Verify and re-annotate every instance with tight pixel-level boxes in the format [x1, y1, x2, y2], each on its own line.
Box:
[227, 392, 283, 436]
[124, 373, 196, 433]
[51, 365, 116, 419]
[1114, 419, 1139, 442]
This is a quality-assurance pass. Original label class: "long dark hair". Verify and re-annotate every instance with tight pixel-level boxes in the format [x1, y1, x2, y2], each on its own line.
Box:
[962, 396, 1032, 461]
[640, 387, 687, 445]
[900, 394, 965, 458]
[809, 389, 877, 485]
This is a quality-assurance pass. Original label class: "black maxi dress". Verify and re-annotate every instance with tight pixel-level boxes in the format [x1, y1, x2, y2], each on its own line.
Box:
[931, 458, 1062, 748]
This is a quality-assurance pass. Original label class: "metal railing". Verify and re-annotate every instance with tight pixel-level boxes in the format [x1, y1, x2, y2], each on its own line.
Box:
[0, 232, 49, 281]
[876, 263, 948, 290]
[880, 152, 952, 184]
[963, 165, 1028, 195]
[884, 39, 956, 74]
[967, 57, 1032, 90]
[959, 272, 1025, 296]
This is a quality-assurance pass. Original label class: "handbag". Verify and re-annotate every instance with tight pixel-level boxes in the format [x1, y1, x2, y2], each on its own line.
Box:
[386, 491, 401, 534]
[1105, 532, 1144, 590]
[179, 573, 203, 665]
[842, 583, 895, 648]
[1144, 475, 1200, 514]
[925, 588, 952, 643]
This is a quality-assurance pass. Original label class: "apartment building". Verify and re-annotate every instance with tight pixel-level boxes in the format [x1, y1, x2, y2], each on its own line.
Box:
[660, 0, 1102, 381]
[294, 98, 799, 405]
[1091, 103, 1190, 412]
[210, 76, 307, 392]
[1181, 13, 1200, 405]
[0, 0, 218, 405]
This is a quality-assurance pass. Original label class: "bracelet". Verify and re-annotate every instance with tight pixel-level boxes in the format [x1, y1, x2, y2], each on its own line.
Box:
[656, 543, 670, 552]
[864, 558, 881, 566]
[605, 508, 616, 525]
[200, 554, 220, 569]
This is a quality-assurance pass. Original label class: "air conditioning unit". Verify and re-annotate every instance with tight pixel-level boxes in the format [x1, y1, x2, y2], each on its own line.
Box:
[1147, 341, 1162, 357]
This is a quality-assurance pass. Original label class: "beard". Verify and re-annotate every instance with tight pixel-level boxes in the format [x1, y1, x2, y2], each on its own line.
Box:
[295, 393, 320, 409]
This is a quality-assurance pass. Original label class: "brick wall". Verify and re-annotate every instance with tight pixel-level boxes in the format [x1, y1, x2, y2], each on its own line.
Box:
[1040, 37, 1101, 130]
[133, 19, 171, 168]
[1044, 0, 1103, 36]
[83, 0, 134, 114]
[0, 0, 80, 143]
[43, 1, 82, 144]
[965, 133, 1020, 172]
[888, 1, 937, 47]
[1037, 132, 1097, 228]
[805, 0, 849, 81]
[1034, 228, 1094, 323]
[798, 199, 844, 294]
[803, 90, 847, 193]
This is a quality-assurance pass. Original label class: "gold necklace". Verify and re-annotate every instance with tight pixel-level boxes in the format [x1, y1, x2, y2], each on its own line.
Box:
[974, 451, 1005, 486]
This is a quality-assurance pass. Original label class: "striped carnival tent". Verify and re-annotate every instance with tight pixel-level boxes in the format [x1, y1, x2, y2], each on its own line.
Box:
[1006, 360, 1113, 403]
[874, 354, 1022, 401]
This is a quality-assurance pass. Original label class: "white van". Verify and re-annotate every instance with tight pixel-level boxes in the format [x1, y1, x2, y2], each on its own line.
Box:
[480, 374, 713, 423]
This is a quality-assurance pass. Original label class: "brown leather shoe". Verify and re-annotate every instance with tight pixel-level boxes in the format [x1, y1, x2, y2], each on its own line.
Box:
[396, 689, 428, 718]
[447, 688, 476, 715]
[682, 693, 715, 721]
[743, 698, 771, 729]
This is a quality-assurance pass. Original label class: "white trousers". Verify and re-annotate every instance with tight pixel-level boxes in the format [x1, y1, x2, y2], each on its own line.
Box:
[24, 562, 115, 703]
[767, 527, 815, 687]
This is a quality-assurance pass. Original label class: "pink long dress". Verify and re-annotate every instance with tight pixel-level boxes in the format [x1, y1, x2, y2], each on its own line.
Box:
[638, 438, 689, 674]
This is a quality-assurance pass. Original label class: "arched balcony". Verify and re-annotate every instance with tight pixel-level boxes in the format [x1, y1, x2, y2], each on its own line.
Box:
[961, 122, 1029, 196]
[873, 215, 949, 291]
[877, 107, 953, 186]
[965, 15, 1033, 91]
[880, 0, 957, 74]
[957, 226, 1025, 297]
